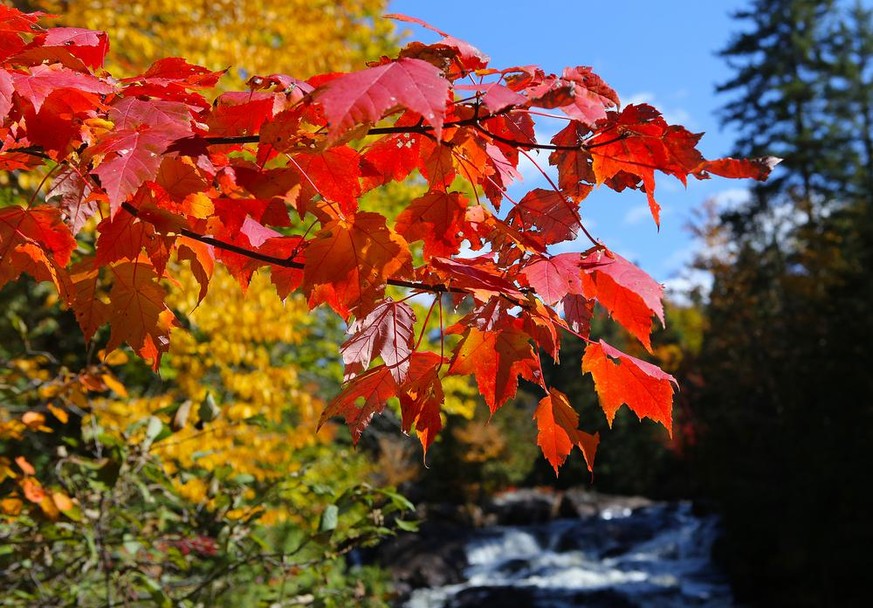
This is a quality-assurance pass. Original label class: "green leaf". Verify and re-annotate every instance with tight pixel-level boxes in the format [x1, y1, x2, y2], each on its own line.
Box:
[319, 504, 339, 533]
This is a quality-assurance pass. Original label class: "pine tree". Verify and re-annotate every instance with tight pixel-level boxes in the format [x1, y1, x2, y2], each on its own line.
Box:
[693, 1, 873, 604]
[717, 0, 846, 212]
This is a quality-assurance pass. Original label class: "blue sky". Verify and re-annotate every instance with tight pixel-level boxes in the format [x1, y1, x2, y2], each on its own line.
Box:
[388, 1, 757, 290]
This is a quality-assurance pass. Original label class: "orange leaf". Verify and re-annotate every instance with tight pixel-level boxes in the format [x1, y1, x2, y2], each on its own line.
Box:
[14, 456, 35, 476]
[447, 323, 543, 414]
[69, 258, 110, 342]
[0, 205, 75, 296]
[106, 257, 176, 369]
[51, 491, 74, 512]
[395, 190, 468, 259]
[303, 211, 411, 319]
[21, 477, 46, 504]
[534, 388, 599, 475]
[319, 365, 397, 443]
[581, 340, 675, 435]
[581, 250, 664, 352]
[696, 156, 781, 181]
[398, 351, 445, 457]
[589, 104, 705, 227]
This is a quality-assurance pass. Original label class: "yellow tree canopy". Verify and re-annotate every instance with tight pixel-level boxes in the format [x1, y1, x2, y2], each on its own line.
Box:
[18, 0, 397, 79]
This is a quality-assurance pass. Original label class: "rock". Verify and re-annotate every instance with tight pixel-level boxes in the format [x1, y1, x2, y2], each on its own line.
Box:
[484, 488, 560, 525]
[371, 518, 471, 598]
[447, 585, 536, 608]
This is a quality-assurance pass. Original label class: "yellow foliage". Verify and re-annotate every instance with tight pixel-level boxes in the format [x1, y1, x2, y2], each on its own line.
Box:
[28, 0, 397, 80]
[92, 270, 331, 498]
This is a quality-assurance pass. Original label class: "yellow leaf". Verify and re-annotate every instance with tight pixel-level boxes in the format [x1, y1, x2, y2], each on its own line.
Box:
[182, 192, 215, 219]
[52, 491, 74, 512]
[0, 497, 23, 516]
[101, 373, 128, 397]
[47, 403, 69, 424]
[100, 349, 129, 366]
[21, 411, 49, 432]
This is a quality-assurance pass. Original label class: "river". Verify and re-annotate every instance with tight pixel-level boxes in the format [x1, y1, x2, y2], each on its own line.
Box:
[401, 498, 734, 608]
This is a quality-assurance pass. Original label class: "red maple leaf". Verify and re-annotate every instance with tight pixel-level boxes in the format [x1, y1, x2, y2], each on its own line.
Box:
[303, 210, 412, 318]
[0, 205, 75, 295]
[582, 340, 676, 434]
[398, 351, 445, 456]
[395, 190, 468, 259]
[581, 250, 664, 351]
[105, 257, 177, 369]
[313, 57, 449, 140]
[319, 364, 396, 444]
[341, 298, 416, 384]
[447, 321, 543, 414]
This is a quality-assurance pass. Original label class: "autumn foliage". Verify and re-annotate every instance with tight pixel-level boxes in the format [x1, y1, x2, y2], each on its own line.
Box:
[0, 8, 774, 477]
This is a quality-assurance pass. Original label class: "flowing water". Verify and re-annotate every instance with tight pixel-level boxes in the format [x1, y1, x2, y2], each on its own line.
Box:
[404, 501, 733, 608]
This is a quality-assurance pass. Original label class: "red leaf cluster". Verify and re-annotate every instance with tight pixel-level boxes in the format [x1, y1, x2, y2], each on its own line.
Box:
[0, 9, 775, 473]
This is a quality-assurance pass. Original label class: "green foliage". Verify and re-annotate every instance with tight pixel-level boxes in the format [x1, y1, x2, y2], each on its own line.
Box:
[0, 429, 412, 606]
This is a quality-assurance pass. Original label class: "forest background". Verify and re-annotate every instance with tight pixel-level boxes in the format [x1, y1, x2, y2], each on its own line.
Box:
[1, 1, 871, 607]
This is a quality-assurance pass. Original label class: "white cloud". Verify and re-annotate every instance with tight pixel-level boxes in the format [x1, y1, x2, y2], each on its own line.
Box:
[623, 203, 652, 225]
[710, 187, 751, 211]
[622, 90, 694, 128]
[663, 269, 714, 305]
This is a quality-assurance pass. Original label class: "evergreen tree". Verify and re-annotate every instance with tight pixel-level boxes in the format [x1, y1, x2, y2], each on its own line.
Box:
[692, 1, 873, 605]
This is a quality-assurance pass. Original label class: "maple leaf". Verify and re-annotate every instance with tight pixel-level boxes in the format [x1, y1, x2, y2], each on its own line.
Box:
[11, 64, 114, 113]
[560, 293, 594, 337]
[581, 340, 676, 435]
[581, 250, 664, 352]
[398, 351, 445, 456]
[589, 104, 705, 226]
[419, 139, 456, 191]
[360, 131, 424, 191]
[109, 97, 193, 139]
[430, 256, 523, 303]
[303, 210, 412, 318]
[105, 257, 176, 369]
[95, 211, 174, 276]
[291, 146, 362, 215]
[0, 70, 13, 118]
[207, 93, 276, 138]
[39, 27, 109, 69]
[88, 126, 175, 216]
[319, 364, 396, 444]
[558, 66, 620, 125]
[549, 122, 595, 202]
[46, 168, 98, 235]
[389, 14, 490, 79]
[69, 258, 109, 342]
[506, 188, 582, 246]
[534, 387, 599, 475]
[521, 253, 585, 305]
[0, 205, 75, 295]
[455, 82, 527, 113]
[176, 238, 214, 304]
[696, 156, 781, 181]
[130, 56, 225, 90]
[341, 298, 416, 384]
[313, 57, 449, 140]
[395, 190, 468, 259]
[447, 322, 543, 414]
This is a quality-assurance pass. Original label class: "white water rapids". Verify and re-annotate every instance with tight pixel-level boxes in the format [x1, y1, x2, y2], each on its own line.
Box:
[405, 501, 733, 608]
